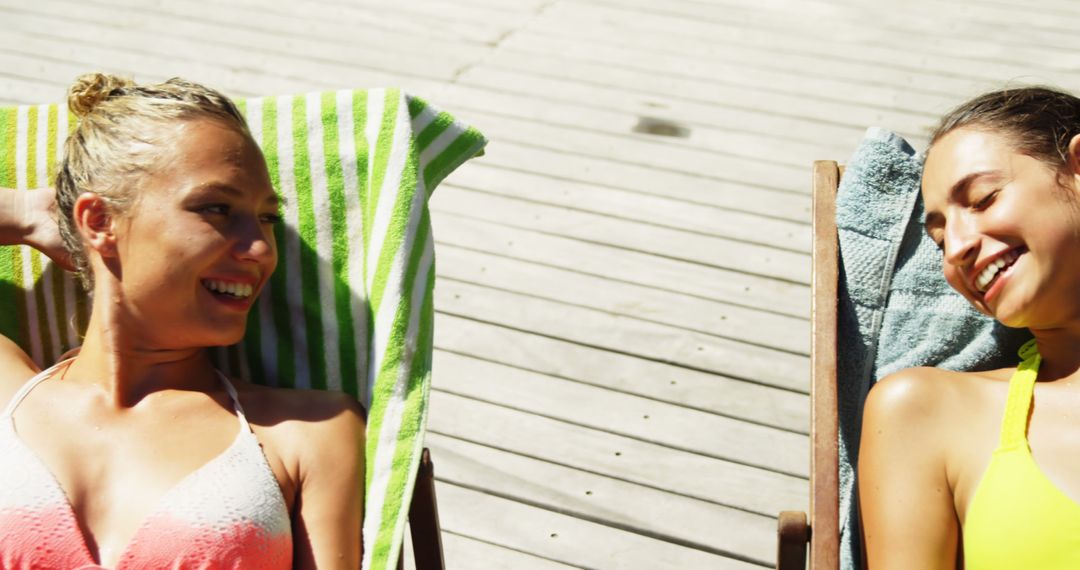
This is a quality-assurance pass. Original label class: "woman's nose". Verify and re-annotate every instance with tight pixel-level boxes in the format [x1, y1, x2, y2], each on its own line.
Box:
[233, 217, 277, 264]
[942, 214, 978, 267]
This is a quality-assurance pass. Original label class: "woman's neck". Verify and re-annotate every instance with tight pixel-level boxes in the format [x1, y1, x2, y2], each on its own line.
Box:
[1028, 326, 1080, 382]
[64, 279, 217, 409]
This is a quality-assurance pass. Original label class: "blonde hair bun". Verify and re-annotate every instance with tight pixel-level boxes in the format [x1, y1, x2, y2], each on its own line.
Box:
[67, 72, 135, 118]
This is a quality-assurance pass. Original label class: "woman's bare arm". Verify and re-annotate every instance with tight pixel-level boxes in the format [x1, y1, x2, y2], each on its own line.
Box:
[0, 188, 30, 245]
[0, 189, 62, 383]
[859, 369, 960, 569]
[0, 187, 72, 270]
[292, 392, 366, 569]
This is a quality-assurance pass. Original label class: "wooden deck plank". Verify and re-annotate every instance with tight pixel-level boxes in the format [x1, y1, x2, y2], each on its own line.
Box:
[529, 2, 1058, 97]
[512, 30, 979, 118]
[518, 17, 976, 100]
[281, 0, 511, 44]
[959, 0, 1080, 16]
[435, 0, 552, 14]
[427, 433, 778, 565]
[433, 279, 809, 392]
[433, 350, 807, 475]
[0, 27, 356, 100]
[186, 0, 501, 47]
[465, 140, 814, 221]
[451, 60, 871, 144]
[972, 0, 1080, 13]
[583, 0, 1080, 46]
[96, 0, 515, 45]
[0, 7, 445, 93]
[436, 482, 761, 569]
[498, 29, 957, 113]
[0, 37, 328, 101]
[436, 245, 808, 354]
[446, 164, 811, 249]
[432, 187, 810, 283]
[816, 5, 1080, 54]
[755, 0, 1080, 19]
[474, 49, 944, 130]
[440, 532, 582, 570]
[452, 107, 808, 191]
[427, 389, 808, 518]
[431, 210, 811, 318]
[433, 315, 810, 434]
[103, 1, 477, 79]
[16, 0, 488, 75]
[433, 83, 846, 170]
[0, 67, 71, 105]
[804, 0, 1080, 37]
[309, 0, 533, 31]
[403, 523, 581, 570]
[459, 65, 891, 144]
[498, 31, 954, 113]
[557, 0, 1079, 82]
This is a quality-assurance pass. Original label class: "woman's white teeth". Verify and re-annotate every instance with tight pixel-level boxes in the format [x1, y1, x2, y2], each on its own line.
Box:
[204, 280, 253, 298]
[976, 251, 1019, 292]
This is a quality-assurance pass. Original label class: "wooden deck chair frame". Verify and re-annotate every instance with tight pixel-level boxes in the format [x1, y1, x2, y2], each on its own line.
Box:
[400, 448, 446, 570]
[777, 160, 841, 570]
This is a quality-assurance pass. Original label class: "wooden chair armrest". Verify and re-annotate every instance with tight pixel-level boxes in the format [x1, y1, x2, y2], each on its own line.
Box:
[777, 510, 809, 570]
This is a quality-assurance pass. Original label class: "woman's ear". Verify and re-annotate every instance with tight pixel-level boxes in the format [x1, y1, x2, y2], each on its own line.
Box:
[1068, 134, 1080, 178]
[73, 192, 117, 257]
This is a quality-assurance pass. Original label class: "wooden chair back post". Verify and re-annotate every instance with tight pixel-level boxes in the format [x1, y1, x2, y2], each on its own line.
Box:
[811, 160, 841, 569]
[410, 449, 446, 570]
[397, 448, 445, 570]
[776, 160, 842, 570]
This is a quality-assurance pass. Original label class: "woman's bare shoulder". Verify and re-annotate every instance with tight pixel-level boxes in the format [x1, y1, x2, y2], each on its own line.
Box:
[237, 382, 365, 421]
[0, 335, 40, 408]
[233, 382, 365, 453]
[865, 366, 1009, 432]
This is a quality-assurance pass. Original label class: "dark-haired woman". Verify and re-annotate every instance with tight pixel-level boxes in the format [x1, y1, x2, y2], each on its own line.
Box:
[0, 73, 364, 569]
[860, 87, 1080, 569]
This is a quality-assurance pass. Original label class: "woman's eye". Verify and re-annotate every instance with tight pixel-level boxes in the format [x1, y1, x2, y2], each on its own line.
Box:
[201, 204, 230, 215]
[973, 190, 998, 210]
[261, 213, 283, 224]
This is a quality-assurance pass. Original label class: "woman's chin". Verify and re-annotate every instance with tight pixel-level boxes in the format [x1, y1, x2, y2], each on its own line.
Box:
[193, 323, 248, 349]
[994, 314, 1028, 329]
[212, 331, 247, 348]
[986, 297, 1040, 329]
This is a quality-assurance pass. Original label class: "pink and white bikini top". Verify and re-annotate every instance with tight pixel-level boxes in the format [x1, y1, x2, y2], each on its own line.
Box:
[0, 362, 293, 570]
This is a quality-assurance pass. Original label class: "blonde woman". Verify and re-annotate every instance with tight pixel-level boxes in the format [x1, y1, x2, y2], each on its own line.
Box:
[0, 74, 364, 569]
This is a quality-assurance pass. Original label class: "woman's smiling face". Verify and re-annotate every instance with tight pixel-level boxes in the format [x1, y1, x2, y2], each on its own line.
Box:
[108, 118, 279, 349]
[922, 127, 1080, 329]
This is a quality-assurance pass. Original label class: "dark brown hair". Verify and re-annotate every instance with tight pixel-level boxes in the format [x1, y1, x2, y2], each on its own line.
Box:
[930, 86, 1080, 174]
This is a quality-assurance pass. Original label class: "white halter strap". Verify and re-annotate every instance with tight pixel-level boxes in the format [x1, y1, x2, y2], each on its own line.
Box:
[3, 363, 252, 435]
[1, 360, 73, 419]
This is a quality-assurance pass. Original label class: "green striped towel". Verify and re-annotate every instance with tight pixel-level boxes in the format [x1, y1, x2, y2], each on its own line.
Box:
[0, 88, 486, 570]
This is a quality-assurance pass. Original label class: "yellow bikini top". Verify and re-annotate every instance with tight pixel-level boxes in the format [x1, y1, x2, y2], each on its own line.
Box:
[964, 339, 1080, 568]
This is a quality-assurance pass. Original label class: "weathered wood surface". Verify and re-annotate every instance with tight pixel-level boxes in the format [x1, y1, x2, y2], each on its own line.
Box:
[1, 0, 1074, 567]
